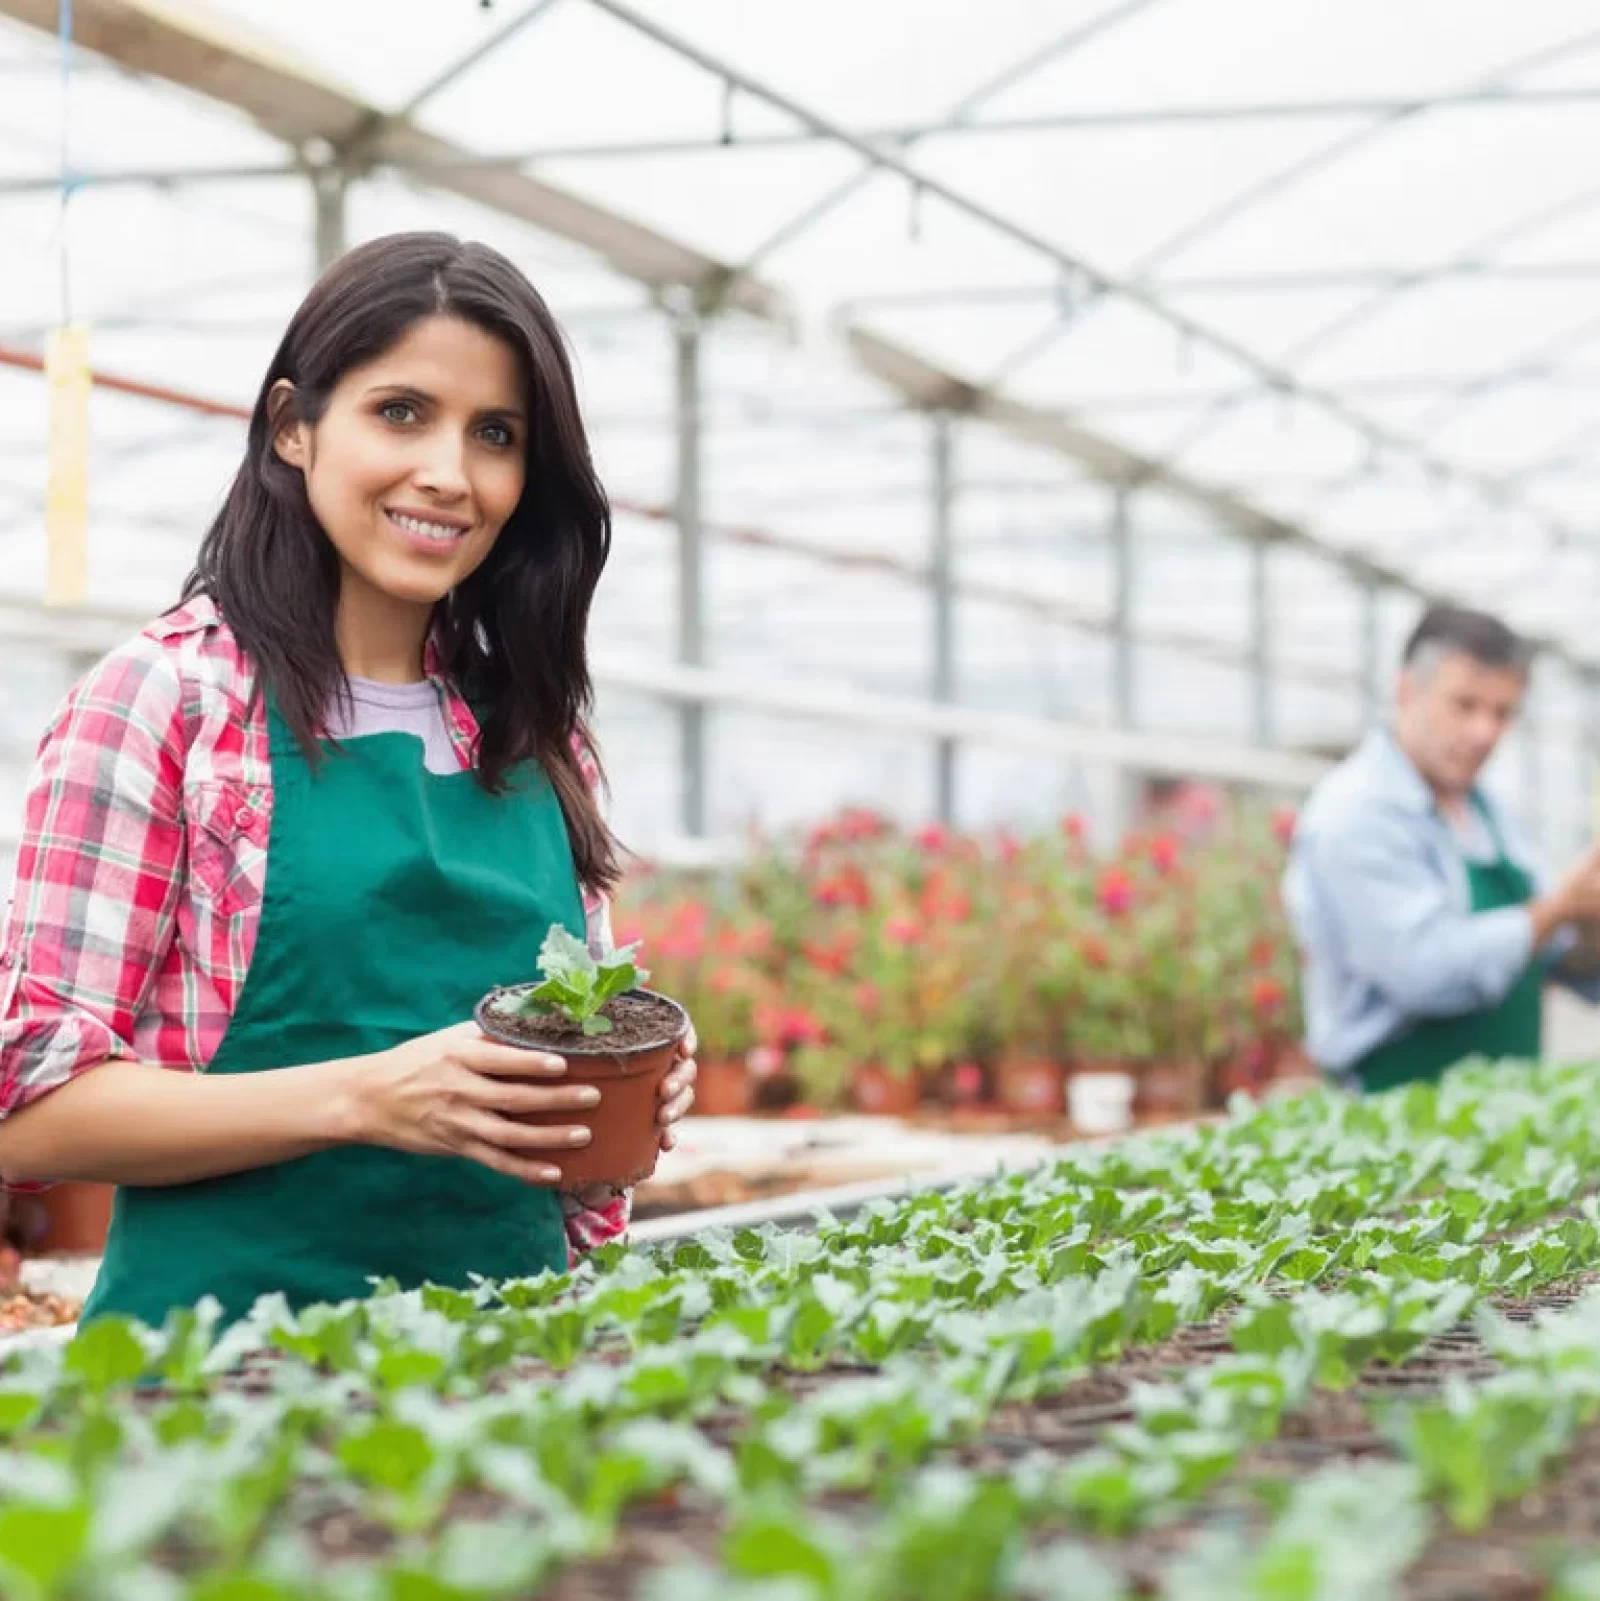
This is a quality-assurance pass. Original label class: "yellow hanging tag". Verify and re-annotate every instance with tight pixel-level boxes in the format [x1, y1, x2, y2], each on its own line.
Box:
[45, 322, 91, 608]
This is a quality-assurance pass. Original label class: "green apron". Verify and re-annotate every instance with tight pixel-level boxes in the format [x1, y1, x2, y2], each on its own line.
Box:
[80, 699, 583, 1330]
[1353, 801, 1543, 1093]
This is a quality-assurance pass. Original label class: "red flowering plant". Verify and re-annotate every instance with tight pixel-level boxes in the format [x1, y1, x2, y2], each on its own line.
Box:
[791, 867, 979, 1107]
[965, 829, 1091, 1062]
[613, 884, 775, 1061]
[1196, 810, 1303, 1062]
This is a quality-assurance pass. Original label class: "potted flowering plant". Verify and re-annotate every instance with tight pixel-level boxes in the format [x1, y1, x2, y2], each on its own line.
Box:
[476, 925, 689, 1186]
[625, 896, 773, 1118]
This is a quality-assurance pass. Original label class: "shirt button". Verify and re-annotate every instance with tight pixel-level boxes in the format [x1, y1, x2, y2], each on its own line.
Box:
[235, 807, 254, 831]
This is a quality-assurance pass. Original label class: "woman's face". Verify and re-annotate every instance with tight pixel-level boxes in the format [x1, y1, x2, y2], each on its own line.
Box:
[274, 313, 528, 616]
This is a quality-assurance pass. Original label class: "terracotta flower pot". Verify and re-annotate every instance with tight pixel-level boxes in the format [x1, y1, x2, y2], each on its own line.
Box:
[475, 986, 690, 1189]
[693, 1057, 754, 1117]
[994, 1055, 1066, 1117]
[850, 1063, 922, 1116]
[38, 1181, 117, 1255]
[1134, 1058, 1206, 1121]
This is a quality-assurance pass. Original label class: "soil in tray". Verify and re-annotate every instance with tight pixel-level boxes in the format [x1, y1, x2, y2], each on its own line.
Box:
[482, 991, 683, 1055]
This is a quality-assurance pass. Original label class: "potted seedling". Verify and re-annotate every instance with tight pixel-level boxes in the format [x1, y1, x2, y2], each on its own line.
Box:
[475, 926, 690, 1188]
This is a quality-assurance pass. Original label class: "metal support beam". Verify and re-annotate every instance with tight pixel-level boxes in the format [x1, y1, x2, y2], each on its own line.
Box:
[1521, 687, 1543, 855]
[1250, 540, 1273, 747]
[311, 164, 347, 275]
[1359, 575, 1383, 729]
[1110, 488, 1138, 834]
[1585, 671, 1600, 845]
[674, 313, 707, 839]
[9, 0, 1596, 671]
[930, 411, 957, 825]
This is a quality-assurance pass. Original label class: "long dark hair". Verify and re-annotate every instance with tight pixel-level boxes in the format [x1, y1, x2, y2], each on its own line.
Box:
[183, 231, 619, 895]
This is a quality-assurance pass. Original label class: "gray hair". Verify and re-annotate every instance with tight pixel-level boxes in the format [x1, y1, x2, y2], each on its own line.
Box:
[1402, 604, 1533, 684]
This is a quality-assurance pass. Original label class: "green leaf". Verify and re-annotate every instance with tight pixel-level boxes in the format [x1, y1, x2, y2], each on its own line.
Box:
[336, 1420, 436, 1496]
[539, 924, 597, 982]
[0, 1501, 91, 1599]
[724, 1504, 845, 1591]
[63, 1319, 150, 1396]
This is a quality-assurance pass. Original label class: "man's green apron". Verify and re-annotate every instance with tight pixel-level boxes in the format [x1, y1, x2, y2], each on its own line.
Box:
[1354, 801, 1543, 1093]
[81, 701, 583, 1330]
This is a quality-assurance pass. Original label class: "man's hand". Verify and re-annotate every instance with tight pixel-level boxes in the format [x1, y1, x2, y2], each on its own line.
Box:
[1531, 842, 1600, 947]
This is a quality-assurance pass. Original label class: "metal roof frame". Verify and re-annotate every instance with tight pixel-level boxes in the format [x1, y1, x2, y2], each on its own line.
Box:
[1, 0, 1595, 680]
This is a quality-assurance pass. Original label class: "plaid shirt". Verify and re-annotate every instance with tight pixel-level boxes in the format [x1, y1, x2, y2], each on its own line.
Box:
[0, 597, 629, 1259]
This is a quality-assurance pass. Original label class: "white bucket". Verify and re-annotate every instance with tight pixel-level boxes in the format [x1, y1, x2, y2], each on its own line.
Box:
[1068, 1070, 1136, 1135]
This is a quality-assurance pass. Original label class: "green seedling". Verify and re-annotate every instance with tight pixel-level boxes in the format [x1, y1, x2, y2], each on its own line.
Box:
[505, 925, 646, 1037]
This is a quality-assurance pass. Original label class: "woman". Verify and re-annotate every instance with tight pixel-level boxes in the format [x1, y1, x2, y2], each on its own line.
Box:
[0, 233, 696, 1329]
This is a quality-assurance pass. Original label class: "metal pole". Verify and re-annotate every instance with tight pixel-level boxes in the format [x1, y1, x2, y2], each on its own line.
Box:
[1521, 686, 1543, 855]
[312, 165, 348, 275]
[674, 313, 707, 839]
[1110, 488, 1137, 831]
[1358, 574, 1382, 729]
[1250, 538, 1273, 746]
[930, 411, 956, 825]
[1586, 670, 1600, 844]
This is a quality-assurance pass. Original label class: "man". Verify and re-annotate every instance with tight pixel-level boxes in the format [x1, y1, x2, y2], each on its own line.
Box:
[1284, 604, 1600, 1092]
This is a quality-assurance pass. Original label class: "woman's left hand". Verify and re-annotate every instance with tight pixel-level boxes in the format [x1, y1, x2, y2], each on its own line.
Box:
[567, 1027, 697, 1211]
[656, 1025, 697, 1153]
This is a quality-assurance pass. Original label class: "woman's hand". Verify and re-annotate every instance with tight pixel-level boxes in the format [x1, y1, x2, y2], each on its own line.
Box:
[567, 1024, 699, 1211]
[343, 1021, 597, 1186]
[657, 1023, 698, 1154]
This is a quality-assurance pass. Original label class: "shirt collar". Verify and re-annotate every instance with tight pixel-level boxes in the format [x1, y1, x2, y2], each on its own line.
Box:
[1357, 726, 1496, 824]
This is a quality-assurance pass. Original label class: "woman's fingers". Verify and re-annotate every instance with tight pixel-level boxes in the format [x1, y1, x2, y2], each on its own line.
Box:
[657, 1084, 695, 1129]
[456, 1037, 570, 1078]
[457, 1108, 591, 1155]
[658, 1058, 698, 1103]
[457, 1140, 566, 1187]
[477, 1077, 600, 1117]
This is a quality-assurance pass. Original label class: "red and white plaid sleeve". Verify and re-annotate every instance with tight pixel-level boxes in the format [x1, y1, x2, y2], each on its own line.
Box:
[0, 642, 188, 1153]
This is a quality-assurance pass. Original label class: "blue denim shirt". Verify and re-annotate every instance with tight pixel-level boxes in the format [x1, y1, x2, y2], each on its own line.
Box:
[1282, 729, 1591, 1075]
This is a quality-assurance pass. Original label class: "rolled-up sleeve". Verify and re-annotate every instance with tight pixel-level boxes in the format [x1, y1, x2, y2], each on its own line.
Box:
[1311, 813, 1533, 1019]
[1, 646, 186, 1164]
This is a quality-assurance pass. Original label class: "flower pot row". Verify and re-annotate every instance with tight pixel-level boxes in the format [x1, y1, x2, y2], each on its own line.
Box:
[691, 1047, 1280, 1131]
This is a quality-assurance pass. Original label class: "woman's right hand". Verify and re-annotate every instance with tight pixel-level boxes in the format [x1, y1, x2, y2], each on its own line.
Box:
[342, 1021, 595, 1186]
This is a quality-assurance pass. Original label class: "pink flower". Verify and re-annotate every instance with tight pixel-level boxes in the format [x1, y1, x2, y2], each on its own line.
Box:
[1272, 809, 1298, 846]
[884, 914, 922, 945]
[1251, 977, 1287, 1018]
[1149, 834, 1180, 875]
[951, 1063, 984, 1101]
[1096, 869, 1135, 918]
[915, 823, 951, 854]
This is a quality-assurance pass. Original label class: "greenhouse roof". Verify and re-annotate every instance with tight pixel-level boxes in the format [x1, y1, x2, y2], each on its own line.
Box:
[3, 0, 1600, 680]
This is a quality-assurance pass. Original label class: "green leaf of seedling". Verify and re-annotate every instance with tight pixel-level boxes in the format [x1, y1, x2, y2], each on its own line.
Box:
[724, 1502, 848, 1594]
[581, 1016, 614, 1037]
[0, 1388, 44, 1439]
[0, 1500, 92, 1601]
[592, 959, 641, 1010]
[336, 1420, 436, 1498]
[538, 925, 597, 982]
[64, 1319, 151, 1397]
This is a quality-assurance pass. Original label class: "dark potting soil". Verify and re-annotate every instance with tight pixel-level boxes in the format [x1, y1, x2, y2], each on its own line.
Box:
[483, 990, 683, 1056]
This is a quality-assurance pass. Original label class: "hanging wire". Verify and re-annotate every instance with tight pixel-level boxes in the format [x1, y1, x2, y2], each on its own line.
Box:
[56, 0, 75, 325]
